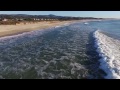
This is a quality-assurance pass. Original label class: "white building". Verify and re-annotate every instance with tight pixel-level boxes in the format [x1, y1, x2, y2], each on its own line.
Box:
[2, 19, 8, 21]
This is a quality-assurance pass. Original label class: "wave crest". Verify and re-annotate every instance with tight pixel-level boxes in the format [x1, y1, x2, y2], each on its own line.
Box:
[93, 30, 120, 79]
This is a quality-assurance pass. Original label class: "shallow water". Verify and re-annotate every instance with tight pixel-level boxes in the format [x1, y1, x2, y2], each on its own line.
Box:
[0, 22, 104, 79]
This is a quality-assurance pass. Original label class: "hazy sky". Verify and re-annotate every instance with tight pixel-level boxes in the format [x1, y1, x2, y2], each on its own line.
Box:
[0, 11, 120, 18]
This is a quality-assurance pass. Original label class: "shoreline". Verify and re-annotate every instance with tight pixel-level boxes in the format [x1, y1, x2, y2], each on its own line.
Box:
[0, 19, 102, 38]
[0, 21, 75, 37]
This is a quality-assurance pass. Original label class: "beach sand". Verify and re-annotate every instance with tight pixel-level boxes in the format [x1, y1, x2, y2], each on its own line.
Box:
[0, 19, 100, 37]
[0, 21, 75, 37]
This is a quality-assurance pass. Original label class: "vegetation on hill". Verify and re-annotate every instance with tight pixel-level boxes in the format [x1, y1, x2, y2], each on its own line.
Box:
[0, 14, 102, 25]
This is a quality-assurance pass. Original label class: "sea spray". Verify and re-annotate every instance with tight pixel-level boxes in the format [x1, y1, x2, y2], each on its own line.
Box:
[93, 30, 120, 79]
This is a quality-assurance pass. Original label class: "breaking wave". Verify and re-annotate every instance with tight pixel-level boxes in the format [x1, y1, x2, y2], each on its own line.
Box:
[93, 30, 120, 79]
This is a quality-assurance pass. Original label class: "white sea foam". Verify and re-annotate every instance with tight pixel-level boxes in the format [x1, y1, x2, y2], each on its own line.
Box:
[84, 22, 89, 25]
[0, 28, 46, 41]
[55, 26, 61, 28]
[94, 30, 120, 79]
[0, 27, 56, 47]
[54, 23, 70, 28]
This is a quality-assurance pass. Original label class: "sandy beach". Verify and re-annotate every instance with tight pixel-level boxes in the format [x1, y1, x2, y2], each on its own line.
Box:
[0, 21, 76, 37]
[0, 19, 101, 37]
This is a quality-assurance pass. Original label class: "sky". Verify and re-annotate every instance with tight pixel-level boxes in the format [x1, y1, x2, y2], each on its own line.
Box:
[0, 11, 120, 18]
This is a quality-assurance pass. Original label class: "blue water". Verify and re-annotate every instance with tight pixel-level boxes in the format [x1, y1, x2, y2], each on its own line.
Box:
[0, 20, 120, 79]
[0, 22, 104, 79]
[89, 20, 120, 39]
[90, 20, 120, 79]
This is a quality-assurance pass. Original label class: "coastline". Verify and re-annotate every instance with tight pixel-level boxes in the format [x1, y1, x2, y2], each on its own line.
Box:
[0, 21, 75, 37]
[0, 19, 101, 38]
[0, 21, 103, 79]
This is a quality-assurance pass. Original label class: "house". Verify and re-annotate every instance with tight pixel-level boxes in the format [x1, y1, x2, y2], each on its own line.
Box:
[2, 18, 8, 21]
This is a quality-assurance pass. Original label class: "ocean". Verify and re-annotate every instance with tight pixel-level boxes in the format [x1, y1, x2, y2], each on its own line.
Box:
[0, 20, 120, 79]
[91, 20, 120, 79]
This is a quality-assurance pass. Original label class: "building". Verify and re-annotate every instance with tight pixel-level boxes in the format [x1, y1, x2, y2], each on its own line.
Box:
[2, 19, 8, 21]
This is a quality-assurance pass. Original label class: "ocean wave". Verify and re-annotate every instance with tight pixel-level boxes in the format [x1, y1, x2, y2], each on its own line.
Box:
[93, 30, 120, 79]
[84, 22, 89, 25]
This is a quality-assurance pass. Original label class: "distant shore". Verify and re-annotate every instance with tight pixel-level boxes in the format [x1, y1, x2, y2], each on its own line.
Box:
[0, 19, 102, 37]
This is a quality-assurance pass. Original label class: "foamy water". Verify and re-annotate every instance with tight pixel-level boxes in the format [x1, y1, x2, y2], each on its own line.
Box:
[94, 30, 120, 79]
[2, 20, 120, 79]
[0, 22, 102, 79]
